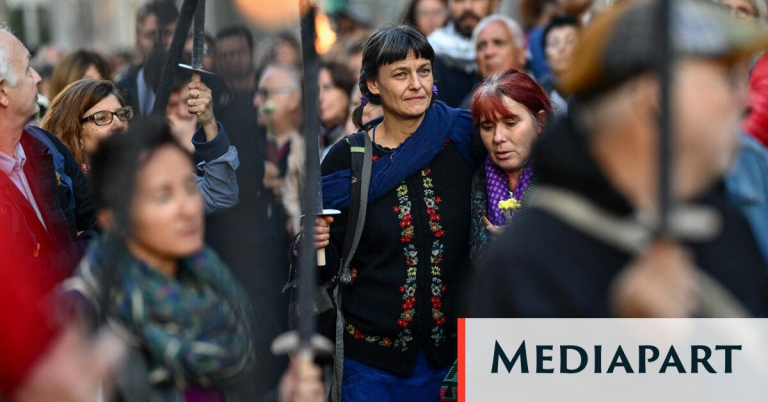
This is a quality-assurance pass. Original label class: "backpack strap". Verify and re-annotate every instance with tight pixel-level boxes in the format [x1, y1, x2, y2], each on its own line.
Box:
[330, 130, 372, 402]
[337, 131, 373, 284]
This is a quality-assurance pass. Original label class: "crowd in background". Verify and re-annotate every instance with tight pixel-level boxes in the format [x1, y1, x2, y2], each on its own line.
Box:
[2, 0, 768, 401]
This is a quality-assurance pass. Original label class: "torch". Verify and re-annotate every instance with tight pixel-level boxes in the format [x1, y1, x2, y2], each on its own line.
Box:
[272, 0, 335, 362]
[178, 0, 214, 88]
[151, 0, 212, 116]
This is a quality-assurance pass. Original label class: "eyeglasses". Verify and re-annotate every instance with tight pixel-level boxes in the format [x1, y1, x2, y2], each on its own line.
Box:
[256, 87, 295, 99]
[80, 107, 134, 126]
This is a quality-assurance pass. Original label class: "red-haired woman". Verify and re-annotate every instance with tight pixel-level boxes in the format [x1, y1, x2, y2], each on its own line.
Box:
[440, 68, 552, 402]
[468, 69, 553, 261]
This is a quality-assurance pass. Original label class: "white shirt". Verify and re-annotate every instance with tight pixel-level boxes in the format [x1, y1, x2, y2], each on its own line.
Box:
[0, 142, 47, 229]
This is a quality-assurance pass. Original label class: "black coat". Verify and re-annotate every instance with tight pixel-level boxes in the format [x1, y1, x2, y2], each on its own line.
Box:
[432, 56, 481, 109]
[469, 114, 768, 318]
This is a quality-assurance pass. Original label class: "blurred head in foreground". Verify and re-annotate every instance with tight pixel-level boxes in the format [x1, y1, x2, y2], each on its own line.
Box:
[91, 118, 203, 262]
[561, 0, 768, 207]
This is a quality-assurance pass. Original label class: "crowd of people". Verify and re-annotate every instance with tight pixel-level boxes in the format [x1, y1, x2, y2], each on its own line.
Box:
[1, 0, 768, 401]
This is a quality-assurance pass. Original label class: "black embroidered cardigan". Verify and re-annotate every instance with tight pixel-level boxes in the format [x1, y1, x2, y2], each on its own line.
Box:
[319, 137, 474, 376]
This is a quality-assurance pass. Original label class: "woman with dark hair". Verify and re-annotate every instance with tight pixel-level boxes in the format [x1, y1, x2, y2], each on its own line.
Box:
[42, 78, 240, 213]
[319, 60, 356, 157]
[308, 24, 476, 401]
[468, 69, 553, 260]
[543, 15, 581, 115]
[401, 0, 449, 37]
[49, 50, 113, 100]
[62, 118, 253, 401]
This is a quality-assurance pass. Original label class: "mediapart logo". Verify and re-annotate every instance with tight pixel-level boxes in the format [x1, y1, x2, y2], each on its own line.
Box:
[491, 341, 742, 374]
[460, 319, 768, 401]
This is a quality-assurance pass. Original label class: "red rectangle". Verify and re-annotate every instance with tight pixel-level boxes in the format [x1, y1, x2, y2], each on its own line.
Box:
[458, 318, 466, 402]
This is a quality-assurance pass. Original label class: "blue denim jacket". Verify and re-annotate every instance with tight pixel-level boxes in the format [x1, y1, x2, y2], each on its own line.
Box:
[726, 134, 768, 266]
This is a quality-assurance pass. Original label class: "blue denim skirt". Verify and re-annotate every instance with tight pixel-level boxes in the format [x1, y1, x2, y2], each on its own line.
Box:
[342, 352, 451, 402]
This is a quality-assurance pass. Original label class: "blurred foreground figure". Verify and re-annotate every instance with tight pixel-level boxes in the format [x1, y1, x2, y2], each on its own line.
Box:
[470, 1, 768, 319]
[278, 358, 325, 402]
[0, 257, 125, 401]
[716, 0, 768, 266]
[62, 118, 256, 401]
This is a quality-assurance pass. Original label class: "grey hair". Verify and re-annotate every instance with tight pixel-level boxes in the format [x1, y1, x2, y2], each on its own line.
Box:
[472, 14, 526, 50]
[0, 22, 18, 86]
[260, 64, 303, 101]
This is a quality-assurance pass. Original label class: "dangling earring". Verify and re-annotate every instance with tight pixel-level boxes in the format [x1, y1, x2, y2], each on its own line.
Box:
[432, 85, 438, 96]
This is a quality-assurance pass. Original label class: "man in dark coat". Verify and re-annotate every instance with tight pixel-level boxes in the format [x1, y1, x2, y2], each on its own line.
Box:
[470, 1, 768, 318]
[115, 0, 179, 116]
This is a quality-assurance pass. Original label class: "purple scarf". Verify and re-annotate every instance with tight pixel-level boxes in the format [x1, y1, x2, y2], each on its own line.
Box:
[485, 156, 534, 226]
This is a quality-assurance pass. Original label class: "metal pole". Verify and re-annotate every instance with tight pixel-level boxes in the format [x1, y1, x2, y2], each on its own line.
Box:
[656, 0, 673, 235]
[297, 0, 321, 348]
[191, 0, 205, 70]
[151, 0, 198, 116]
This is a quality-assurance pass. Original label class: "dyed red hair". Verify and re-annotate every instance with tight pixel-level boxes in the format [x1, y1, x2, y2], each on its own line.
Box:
[470, 69, 553, 130]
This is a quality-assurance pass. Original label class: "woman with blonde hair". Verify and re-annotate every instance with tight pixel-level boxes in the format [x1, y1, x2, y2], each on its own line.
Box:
[49, 50, 112, 100]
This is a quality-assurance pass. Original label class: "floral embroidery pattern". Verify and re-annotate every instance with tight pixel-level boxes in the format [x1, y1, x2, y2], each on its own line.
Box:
[394, 185, 414, 244]
[422, 167, 448, 345]
[346, 167, 448, 350]
[345, 322, 412, 350]
[395, 183, 418, 345]
[423, 168, 445, 239]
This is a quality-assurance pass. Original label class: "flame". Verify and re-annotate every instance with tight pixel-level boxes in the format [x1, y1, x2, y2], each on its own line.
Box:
[315, 11, 337, 55]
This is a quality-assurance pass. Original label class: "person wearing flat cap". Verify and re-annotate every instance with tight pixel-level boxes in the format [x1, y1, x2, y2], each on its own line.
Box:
[468, 0, 768, 319]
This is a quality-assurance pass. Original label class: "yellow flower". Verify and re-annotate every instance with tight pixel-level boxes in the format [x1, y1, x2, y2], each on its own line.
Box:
[498, 197, 521, 211]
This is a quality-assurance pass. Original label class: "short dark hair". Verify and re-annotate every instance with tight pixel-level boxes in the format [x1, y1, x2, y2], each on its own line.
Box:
[353, 25, 435, 128]
[320, 61, 357, 97]
[542, 15, 580, 49]
[136, 0, 179, 28]
[215, 25, 255, 52]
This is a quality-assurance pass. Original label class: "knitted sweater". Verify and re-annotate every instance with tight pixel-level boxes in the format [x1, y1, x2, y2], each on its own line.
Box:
[320, 137, 474, 376]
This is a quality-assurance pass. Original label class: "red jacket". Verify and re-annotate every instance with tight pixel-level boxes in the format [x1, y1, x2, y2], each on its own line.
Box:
[743, 55, 768, 148]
